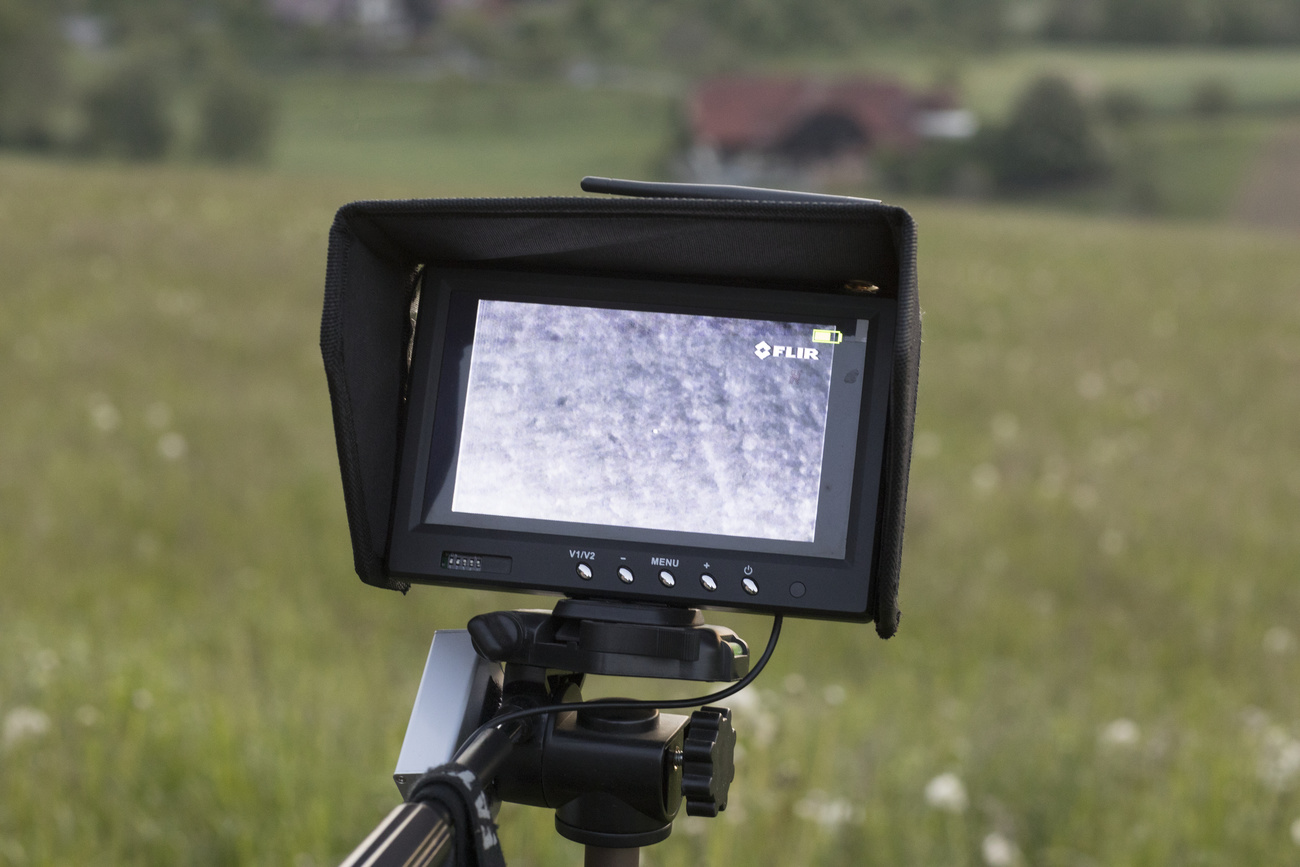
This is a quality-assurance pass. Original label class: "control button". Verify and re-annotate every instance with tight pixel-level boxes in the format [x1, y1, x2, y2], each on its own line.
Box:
[700, 574, 717, 591]
[790, 581, 806, 598]
[617, 566, 635, 584]
[658, 570, 675, 588]
[742, 577, 758, 596]
[576, 563, 593, 580]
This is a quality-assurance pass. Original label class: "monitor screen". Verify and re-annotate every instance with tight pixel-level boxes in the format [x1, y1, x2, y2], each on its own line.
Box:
[452, 301, 839, 543]
[388, 268, 896, 618]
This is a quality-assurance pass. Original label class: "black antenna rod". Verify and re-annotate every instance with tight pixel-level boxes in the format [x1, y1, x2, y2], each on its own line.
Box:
[581, 176, 879, 205]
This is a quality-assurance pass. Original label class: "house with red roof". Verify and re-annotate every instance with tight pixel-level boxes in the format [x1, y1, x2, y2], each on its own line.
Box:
[681, 76, 975, 186]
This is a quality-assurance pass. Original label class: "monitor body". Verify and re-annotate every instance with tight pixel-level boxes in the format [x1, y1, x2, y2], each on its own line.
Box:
[320, 195, 920, 636]
[387, 268, 896, 620]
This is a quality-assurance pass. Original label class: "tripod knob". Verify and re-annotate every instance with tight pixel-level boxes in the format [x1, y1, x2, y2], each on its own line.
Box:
[681, 706, 736, 817]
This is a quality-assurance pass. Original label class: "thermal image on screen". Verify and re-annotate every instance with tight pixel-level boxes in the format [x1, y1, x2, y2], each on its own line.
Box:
[450, 300, 838, 542]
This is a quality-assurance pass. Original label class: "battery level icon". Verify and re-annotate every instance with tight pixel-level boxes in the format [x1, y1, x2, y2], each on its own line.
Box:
[811, 328, 843, 344]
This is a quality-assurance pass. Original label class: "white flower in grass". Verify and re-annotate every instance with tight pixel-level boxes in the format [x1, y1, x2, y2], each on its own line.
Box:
[28, 647, 59, 686]
[1099, 528, 1126, 557]
[971, 463, 1000, 495]
[991, 412, 1020, 445]
[924, 772, 968, 814]
[749, 710, 777, 748]
[3, 706, 51, 748]
[679, 815, 710, 836]
[1099, 718, 1141, 749]
[793, 790, 861, 827]
[1241, 706, 1270, 732]
[823, 684, 846, 706]
[0, 839, 26, 863]
[88, 394, 121, 432]
[982, 831, 1021, 866]
[1264, 627, 1296, 655]
[157, 432, 187, 461]
[1077, 371, 1106, 400]
[1258, 727, 1300, 791]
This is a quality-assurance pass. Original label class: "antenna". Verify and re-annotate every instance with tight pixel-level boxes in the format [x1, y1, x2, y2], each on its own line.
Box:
[580, 176, 880, 205]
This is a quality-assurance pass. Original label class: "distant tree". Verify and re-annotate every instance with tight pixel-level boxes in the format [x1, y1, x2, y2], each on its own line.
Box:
[1100, 87, 1148, 128]
[401, 0, 439, 38]
[1044, 0, 1300, 44]
[986, 74, 1109, 190]
[196, 65, 279, 163]
[81, 0, 279, 59]
[1190, 77, 1235, 118]
[0, 0, 66, 148]
[81, 59, 175, 160]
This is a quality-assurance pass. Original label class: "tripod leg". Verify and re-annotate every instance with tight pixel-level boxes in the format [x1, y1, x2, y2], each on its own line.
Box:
[583, 846, 639, 867]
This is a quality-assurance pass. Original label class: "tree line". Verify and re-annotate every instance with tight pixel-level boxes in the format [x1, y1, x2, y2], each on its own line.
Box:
[0, 0, 277, 159]
[448, 0, 1299, 64]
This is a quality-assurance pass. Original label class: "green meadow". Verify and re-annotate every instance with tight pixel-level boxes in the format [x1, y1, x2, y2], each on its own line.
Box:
[3, 59, 1300, 865]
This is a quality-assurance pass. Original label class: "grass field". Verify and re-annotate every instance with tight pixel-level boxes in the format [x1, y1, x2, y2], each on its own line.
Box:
[2, 146, 1298, 867]
[272, 73, 680, 195]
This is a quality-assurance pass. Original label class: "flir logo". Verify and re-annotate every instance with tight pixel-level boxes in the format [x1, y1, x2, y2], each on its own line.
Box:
[754, 340, 819, 360]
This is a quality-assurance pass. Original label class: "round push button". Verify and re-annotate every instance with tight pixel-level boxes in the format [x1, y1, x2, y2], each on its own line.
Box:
[576, 563, 593, 580]
[617, 566, 635, 584]
[658, 570, 675, 588]
[742, 577, 758, 596]
[700, 573, 717, 591]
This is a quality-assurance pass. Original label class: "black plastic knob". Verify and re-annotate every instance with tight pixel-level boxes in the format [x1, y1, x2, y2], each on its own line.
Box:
[681, 706, 736, 817]
[466, 611, 526, 661]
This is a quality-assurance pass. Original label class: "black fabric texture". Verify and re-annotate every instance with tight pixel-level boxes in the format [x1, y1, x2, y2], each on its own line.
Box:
[320, 196, 920, 636]
[407, 764, 506, 867]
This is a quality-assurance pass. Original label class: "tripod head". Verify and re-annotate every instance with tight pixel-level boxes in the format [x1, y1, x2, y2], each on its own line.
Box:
[470, 600, 745, 848]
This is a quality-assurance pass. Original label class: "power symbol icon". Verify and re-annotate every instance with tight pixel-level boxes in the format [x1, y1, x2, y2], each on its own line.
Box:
[743, 565, 753, 576]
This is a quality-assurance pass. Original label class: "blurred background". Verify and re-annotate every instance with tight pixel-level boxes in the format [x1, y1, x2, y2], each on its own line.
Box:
[2, 1, 1299, 864]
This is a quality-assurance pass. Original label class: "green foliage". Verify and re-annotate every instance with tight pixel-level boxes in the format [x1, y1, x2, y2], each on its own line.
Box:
[985, 73, 1110, 190]
[80, 0, 280, 59]
[1100, 86, 1149, 128]
[0, 0, 65, 148]
[80, 58, 176, 161]
[1043, 0, 1300, 44]
[879, 139, 989, 197]
[196, 66, 279, 164]
[430, 0, 1018, 71]
[1191, 76, 1236, 118]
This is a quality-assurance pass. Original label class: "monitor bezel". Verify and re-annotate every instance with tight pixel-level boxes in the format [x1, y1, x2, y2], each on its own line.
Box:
[386, 267, 897, 621]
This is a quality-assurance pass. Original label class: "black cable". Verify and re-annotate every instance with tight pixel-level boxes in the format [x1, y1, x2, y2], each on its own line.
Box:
[452, 615, 783, 761]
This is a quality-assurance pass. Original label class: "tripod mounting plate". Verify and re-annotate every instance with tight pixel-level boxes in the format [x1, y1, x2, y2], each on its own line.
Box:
[468, 601, 749, 682]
